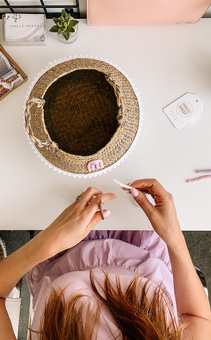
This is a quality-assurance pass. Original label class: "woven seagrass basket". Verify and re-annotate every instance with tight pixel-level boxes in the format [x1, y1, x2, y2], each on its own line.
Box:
[24, 57, 142, 177]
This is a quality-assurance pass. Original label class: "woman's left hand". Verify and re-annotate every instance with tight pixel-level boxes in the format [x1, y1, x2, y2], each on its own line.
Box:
[35, 187, 116, 259]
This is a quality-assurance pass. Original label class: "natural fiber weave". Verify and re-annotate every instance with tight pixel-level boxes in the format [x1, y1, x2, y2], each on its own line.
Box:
[44, 69, 119, 156]
[25, 58, 140, 175]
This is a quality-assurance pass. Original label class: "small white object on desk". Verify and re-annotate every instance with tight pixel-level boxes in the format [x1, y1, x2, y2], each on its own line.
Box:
[163, 93, 203, 129]
[113, 179, 133, 189]
[3, 13, 46, 45]
[114, 179, 155, 205]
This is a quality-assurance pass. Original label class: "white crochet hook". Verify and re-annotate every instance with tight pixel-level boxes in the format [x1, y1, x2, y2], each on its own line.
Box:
[114, 179, 155, 205]
[113, 179, 132, 189]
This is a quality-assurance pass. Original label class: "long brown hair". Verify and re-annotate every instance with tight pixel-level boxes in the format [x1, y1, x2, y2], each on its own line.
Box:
[29, 270, 185, 339]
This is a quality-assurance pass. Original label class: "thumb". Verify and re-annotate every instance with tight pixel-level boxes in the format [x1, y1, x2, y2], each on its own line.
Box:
[130, 188, 154, 217]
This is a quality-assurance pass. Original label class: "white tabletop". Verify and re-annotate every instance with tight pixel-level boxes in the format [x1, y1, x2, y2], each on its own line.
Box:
[0, 19, 211, 231]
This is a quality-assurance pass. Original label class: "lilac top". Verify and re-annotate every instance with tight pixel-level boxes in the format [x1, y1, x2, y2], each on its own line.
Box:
[26, 231, 177, 339]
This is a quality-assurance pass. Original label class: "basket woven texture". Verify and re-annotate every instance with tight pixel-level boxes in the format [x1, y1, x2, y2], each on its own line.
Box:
[25, 58, 140, 175]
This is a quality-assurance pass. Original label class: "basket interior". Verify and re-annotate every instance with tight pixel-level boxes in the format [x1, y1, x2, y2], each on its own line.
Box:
[43, 69, 119, 156]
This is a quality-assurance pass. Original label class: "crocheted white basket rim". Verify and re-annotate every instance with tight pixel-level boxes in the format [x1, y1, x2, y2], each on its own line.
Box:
[0, 238, 7, 258]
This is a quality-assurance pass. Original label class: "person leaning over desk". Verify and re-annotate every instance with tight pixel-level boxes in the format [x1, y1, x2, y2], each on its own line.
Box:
[0, 179, 210, 340]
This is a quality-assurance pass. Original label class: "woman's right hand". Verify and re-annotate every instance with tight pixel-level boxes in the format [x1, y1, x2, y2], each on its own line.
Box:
[128, 179, 184, 248]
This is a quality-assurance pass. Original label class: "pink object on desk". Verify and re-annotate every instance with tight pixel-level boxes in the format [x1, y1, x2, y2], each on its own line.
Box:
[187, 169, 211, 183]
[187, 175, 211, 183]
[87, 0, 211, 26]
[87, 159, 104, 172]
[196, 169, 211, 174]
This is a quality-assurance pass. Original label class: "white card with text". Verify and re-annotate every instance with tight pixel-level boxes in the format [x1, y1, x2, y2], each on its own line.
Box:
[163, 93, 203, 129]
[3, 13, 46, 45]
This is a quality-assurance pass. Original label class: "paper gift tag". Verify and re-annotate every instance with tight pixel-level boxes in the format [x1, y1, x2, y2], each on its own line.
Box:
[163, 93, 203, 129]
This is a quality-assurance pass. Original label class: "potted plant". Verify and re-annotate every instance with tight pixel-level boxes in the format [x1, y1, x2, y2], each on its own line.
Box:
[49, 9, 79, 43]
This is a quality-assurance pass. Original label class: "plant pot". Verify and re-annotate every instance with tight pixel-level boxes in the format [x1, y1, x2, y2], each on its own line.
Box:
[57, 26, 78, 44]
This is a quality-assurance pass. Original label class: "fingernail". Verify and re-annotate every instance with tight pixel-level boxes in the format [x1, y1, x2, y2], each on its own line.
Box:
[130, 188, 139, 197]
[103, 210, 111, 218]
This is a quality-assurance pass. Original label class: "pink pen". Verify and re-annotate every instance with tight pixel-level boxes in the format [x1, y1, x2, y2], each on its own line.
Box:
[187, 169, 211, 183]
[196, 169, 211, 174]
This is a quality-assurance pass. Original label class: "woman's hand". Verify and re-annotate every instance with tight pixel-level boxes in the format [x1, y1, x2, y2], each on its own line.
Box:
[128, 181, 211, 336]
[35, 187, 116, 259]
[0, 187, 115, 300]
[128, 179, 183, 248]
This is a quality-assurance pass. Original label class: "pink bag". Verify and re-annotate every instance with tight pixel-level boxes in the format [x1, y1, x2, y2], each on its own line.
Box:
[87, 0, 211, 25]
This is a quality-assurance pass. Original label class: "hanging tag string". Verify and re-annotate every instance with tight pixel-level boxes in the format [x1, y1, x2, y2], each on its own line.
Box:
[25, 98, 59, 152]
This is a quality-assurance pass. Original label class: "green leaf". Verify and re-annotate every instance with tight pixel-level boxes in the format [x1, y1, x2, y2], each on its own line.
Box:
[63, 31, 70, 40]
[70, 19, 79, 27]
[49, 25, 59, 32]
[61, 9, 66, 18]
[53, 17, 59, 24]
[67, 26, 74, 33]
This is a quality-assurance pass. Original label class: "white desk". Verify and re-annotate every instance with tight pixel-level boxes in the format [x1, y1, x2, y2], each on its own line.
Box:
[0, 19, 211, 230]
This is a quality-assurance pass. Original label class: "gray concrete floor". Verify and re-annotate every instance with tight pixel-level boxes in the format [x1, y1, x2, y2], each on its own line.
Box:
[0, 230, 210, 340]
[0, 231, 31, 340]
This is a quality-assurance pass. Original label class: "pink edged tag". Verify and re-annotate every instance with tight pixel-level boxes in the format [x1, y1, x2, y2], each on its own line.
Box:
[163, 93, 203, 130]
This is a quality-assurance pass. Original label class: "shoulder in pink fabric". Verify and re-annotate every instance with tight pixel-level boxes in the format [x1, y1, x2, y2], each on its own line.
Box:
[31, 268, 170, 339]
[27, 234, 178, 339]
